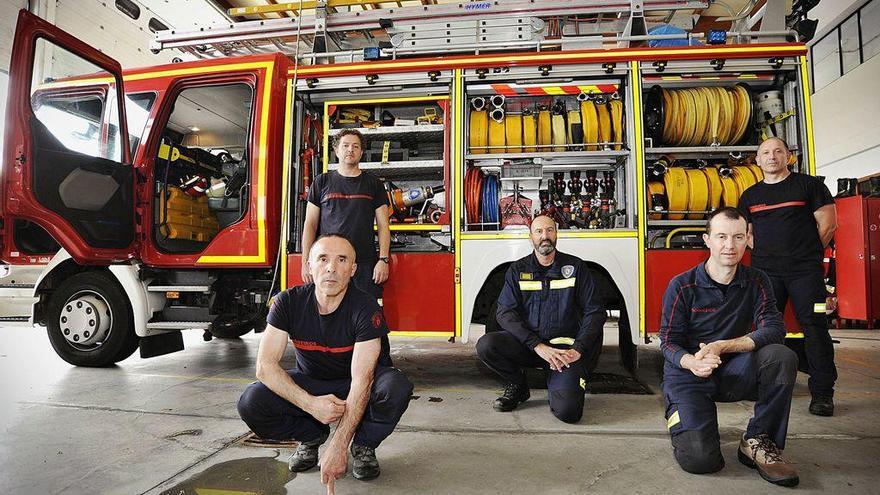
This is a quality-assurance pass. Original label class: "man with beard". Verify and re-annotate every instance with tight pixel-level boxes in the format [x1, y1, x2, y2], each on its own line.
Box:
[237, 234, 413, 491]
[476, 215, 605, 423]
[660, 207, 799, 486]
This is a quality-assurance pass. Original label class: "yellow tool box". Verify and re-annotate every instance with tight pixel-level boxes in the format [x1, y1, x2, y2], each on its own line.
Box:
[158, 188, 220, 242]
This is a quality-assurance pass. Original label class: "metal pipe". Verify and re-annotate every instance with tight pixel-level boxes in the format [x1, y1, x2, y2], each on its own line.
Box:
[665, 227, 706, 248]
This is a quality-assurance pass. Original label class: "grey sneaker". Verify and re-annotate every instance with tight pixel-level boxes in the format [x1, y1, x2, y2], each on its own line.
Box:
[288, 433, 328, 472]
[350, 443, 380, 480]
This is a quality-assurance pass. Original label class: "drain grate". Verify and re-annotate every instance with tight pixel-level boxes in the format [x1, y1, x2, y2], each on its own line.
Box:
[237, 432, 300, 448]
[587, 372, 652, 395]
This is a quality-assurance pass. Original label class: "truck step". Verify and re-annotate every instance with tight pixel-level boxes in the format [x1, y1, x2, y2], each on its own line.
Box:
[147, 285, 211, 293]
[0, 316, 30, 322]
[146, 321, 212, 330]
[0, 284, 35, 289]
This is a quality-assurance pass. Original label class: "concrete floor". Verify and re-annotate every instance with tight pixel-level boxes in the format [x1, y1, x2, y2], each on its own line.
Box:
[1, 323, 878, 494]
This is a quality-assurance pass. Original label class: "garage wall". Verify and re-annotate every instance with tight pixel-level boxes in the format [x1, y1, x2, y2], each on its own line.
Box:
[808, 0, 880, 192]
[1, 0, 28, 73]
[0, 0, 226, 73]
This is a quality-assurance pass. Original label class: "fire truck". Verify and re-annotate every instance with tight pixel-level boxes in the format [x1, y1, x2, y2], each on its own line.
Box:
[0, 1, 817, 367]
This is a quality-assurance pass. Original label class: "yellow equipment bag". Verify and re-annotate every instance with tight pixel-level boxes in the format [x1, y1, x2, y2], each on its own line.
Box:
[158, 188, 219, 242]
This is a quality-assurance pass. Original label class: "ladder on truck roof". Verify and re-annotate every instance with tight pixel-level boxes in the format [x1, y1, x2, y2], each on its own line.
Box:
[151, 0, 720, 61]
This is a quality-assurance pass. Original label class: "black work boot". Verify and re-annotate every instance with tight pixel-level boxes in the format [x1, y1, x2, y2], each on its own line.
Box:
[493, 382, 530, 412]
[809, 394, 834, 416]
[351, 443, 380, 480]
[288, 432, 328, 472]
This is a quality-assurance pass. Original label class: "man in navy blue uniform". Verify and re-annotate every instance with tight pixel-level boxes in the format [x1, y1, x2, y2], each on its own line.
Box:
[660, 207, 799, 487]
[476, 215, 605, 423]
[237, 234, 412, 491]
[739, 136, 838, 416]
[302, 129, 392, 302]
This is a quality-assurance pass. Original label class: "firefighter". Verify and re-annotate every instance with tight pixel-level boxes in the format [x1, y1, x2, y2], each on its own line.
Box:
[738, 137, 839, 416]
[660, 207, 799, 487]
[237, 234, 413, 489]
[302, 129, 392, 303]
[476, 215, 605, 423]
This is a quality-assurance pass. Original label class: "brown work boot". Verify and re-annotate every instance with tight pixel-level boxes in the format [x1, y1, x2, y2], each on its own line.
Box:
[738, 434, 799, 487]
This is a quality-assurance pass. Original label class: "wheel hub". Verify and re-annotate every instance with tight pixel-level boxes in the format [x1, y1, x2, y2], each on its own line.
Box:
[59, 292, 111, 347]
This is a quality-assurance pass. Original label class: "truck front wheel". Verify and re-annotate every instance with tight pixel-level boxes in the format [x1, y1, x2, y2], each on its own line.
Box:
[46, 271, 139, 367]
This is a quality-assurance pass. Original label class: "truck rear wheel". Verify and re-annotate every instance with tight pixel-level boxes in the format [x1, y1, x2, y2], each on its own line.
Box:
[46, 271, 139, 367]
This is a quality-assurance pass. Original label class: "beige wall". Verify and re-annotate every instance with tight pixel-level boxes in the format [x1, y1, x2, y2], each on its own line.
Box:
[808, 0, 880, 192]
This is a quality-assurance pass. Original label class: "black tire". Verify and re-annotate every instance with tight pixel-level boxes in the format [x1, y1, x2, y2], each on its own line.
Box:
[485, 300, 501, 333]
[46, 271, 139, 367]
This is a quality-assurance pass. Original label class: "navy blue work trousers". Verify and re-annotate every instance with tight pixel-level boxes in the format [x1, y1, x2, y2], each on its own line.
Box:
[237, 366, 412, 449]
[662, 344, 797, 474]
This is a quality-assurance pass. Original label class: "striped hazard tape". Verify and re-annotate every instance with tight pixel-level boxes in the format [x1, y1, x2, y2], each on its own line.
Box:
[489, 83, 619, 97]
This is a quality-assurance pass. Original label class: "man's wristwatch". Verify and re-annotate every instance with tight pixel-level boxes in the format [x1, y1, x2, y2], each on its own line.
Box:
[378, 257, 390, 264]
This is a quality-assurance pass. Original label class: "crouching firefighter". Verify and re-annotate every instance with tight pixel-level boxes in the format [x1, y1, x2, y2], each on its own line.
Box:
[476, 215, 606, 423]
[237, 234, 413, 490]
[660, 207, 799, 487]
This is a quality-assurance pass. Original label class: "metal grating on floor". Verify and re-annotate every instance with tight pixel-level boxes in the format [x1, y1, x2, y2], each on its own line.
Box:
[237, 432, 301, 448]
[586, 372, 653, 395]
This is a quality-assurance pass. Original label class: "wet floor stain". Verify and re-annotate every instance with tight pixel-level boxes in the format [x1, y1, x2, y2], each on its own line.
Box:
[159, 456, 294, 495]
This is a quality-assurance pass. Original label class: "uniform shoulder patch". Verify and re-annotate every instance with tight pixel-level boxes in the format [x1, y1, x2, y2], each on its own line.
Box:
[561, 265, 575, 278]
[519, 273, 533, 280]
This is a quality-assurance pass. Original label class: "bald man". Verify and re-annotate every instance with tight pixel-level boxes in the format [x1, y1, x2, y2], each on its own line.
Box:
[237, 234, 412, 488]
[476, 215, 606, 423]
[738, 137, 838, 416]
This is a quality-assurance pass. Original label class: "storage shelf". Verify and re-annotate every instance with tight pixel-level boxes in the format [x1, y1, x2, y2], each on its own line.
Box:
[328, 124, 444, 137]
[467, 150, 627, 167]
[329, 160, 444, 178]
[647, 220, 707, 227]
[645, 145, 800, 156]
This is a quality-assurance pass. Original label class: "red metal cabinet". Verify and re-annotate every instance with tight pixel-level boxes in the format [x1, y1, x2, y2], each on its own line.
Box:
[834, 196, 880, 325]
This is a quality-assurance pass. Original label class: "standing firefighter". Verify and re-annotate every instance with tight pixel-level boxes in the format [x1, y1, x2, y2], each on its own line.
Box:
[476, 215, 605, 423]
[739, 137, 838, 416]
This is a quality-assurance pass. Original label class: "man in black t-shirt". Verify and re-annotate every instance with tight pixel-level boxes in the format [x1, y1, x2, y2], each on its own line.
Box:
[302, 129, 392, 303]
[237, 234, 412, 490]
[739, 137, 839, 417]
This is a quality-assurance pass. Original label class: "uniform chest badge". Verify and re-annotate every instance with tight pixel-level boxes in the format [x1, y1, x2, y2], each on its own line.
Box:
[520, 273, 533, 280]
[562, 265, 575, 278]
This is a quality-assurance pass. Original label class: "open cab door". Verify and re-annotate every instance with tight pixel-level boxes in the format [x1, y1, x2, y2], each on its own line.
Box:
[2, 10, 135, 264]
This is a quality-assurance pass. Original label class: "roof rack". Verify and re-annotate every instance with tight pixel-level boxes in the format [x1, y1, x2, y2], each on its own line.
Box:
[151, 0, 715, 59]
